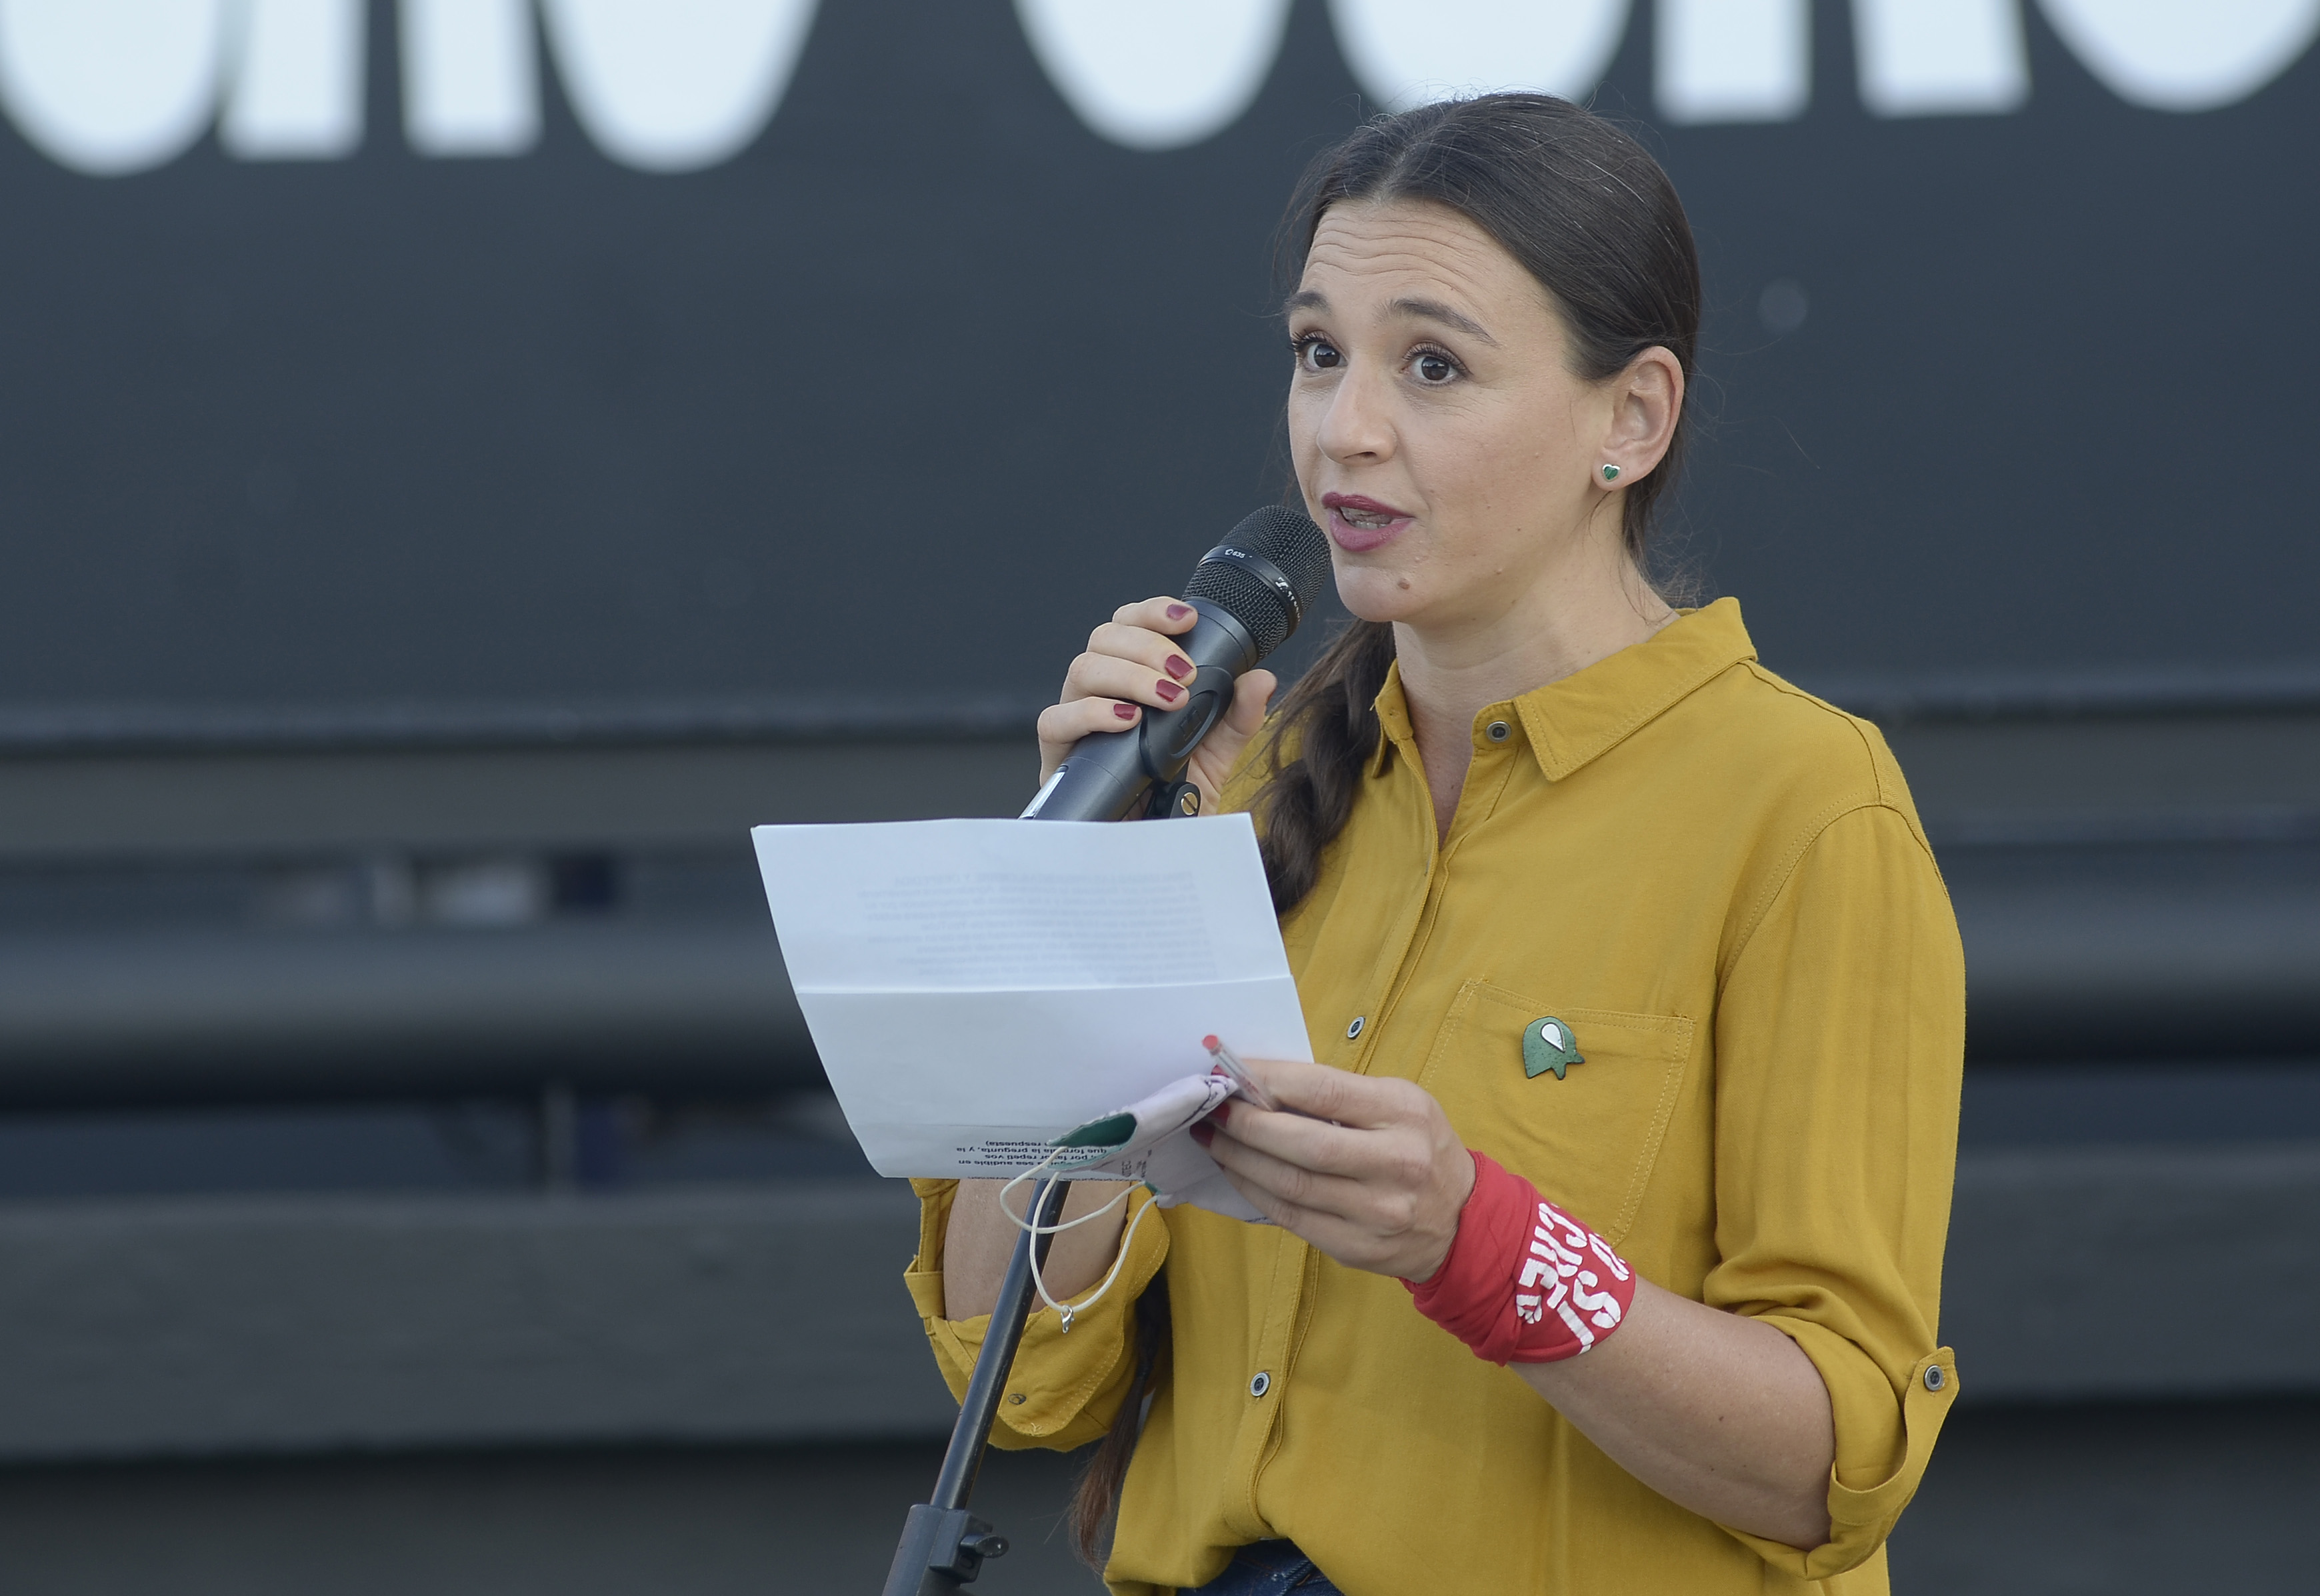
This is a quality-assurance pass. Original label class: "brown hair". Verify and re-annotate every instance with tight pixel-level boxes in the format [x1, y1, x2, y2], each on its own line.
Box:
[1067, 93, 1701, 1568]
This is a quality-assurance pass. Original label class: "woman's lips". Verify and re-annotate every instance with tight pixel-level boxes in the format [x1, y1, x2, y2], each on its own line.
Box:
[1322, 491, 1413, 553]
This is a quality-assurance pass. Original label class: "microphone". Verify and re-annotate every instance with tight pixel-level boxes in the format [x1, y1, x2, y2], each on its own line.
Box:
[1022, 506, 1333, 823]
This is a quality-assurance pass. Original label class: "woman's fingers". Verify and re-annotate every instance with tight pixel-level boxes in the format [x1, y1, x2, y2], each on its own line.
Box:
[1211, 1099, 1433, 1195]
[1087, 619, 1199, 679]
[1035, 651, 1186, 779]
[1205, 1161, 1377, 1255]
[1197, 1060, 1475, 1279]
[1201, 1126, 1442, 1273]
[1063, 645, 1198, 713]
[1222, 668, 1277, 735]
[1239, 1058, 1413, 1133]
[1035, 695, 1143, 756]
[1035, 599, 1204, 782]
[1033, 596, 1283, 799]
[1115, 596, 1200, 634]
[1200, 1117, 1374, 1212]
[1183, 668, 1277, 807]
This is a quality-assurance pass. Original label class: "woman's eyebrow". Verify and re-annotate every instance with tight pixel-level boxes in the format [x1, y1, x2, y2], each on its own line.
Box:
[1283, 289, 1495, 345]
[1388, 296, 1495, 343]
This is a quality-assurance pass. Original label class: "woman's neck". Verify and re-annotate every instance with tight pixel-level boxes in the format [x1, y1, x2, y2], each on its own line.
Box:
[1395, 554, 1674, 843]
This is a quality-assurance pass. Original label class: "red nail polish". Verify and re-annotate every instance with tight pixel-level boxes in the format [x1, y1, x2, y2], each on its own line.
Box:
[1155, 679, 1184, 703]
[1165, 655, 1193, 681]
[1113, 702, 1138, 721]
[1166, 604, 1192, 620]
[1191, 1121, 1214, 1147]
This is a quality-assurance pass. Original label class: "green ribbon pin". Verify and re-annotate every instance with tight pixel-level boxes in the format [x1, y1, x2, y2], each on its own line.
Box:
[1523, 1017, 1583, 1079]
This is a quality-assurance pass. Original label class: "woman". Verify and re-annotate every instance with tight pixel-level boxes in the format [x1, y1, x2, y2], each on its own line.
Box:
[905, 94, 1963, 1595]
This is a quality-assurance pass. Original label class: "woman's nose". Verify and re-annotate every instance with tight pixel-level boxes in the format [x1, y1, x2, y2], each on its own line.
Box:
[1316, 372, 1395, 463]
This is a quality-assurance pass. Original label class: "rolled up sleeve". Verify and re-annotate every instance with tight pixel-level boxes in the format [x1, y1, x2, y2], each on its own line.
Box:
[1705, 803, 1966, 1578]
[904, 1178, 1173, 1452]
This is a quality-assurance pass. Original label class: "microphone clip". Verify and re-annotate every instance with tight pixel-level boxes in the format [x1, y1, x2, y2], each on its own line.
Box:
[1143, 779, 1203, 819]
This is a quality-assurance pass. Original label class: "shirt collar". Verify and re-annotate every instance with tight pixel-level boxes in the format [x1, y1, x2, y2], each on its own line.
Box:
[1369, 598, 1757, 783]
[1373, 662, 1417, 775]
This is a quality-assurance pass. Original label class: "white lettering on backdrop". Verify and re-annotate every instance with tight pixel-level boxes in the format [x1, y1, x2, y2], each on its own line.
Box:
[536, 0, 818, 172]
[0, 0, 2309, 175]
[221, 0, 365, 159]
[2037, 0, 2320, 112]
[0, 0, 224, 174]
[1014, 0, 1293, 151]
[1657, 0, 1809, 124]
[1853, 0, 2031, 117]
[1331, 0, 1632, 111]
[402, 0, 538, 157]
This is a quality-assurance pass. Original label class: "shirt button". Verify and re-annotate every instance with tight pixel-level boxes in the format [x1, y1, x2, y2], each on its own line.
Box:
[1346, 1016, 1365, 1039]
[1249, 1371, 1271, 1398]
[1485, 719, 1511, 742]
[1923, 1365, 1946, 1392]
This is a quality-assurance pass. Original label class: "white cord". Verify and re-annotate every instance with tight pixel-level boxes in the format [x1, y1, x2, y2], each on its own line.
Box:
[997, 1155, 1159, 1333]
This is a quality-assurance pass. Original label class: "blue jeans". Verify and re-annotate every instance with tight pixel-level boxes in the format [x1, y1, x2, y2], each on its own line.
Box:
[1184, 1541, 1342, 1595]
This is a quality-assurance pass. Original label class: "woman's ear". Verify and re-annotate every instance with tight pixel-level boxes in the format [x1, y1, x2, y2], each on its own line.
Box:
[1595, 346, 1684, 488]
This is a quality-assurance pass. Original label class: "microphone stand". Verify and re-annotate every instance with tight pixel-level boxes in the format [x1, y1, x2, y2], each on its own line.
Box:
[883, 772, 1206, 1592]
[883, 778, 1204, 1592]
[881, 1175, 1072, 1594]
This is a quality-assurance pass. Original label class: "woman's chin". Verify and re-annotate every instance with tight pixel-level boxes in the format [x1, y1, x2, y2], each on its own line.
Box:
[1334, 565, 1430, 627]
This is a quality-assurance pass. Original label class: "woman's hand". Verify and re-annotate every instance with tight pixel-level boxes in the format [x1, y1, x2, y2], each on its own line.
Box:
[1199, 1061, 1837, 1551]
[1191, 1058, 1476, 1281]
[1036, 597, 1278, 815]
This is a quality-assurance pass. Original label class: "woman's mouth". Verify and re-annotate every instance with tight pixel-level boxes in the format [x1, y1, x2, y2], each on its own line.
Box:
[1321, 492, 1414, 553]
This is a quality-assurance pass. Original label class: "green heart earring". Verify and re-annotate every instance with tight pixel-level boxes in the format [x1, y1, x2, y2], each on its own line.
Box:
[1599, 463, 1621, 483]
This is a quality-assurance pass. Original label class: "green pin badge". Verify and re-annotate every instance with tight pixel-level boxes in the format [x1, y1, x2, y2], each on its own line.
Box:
[1523, 1017, 1583, 1079]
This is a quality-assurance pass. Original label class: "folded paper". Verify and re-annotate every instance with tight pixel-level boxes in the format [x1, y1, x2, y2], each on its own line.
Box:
[753, 815, 1311, 1222]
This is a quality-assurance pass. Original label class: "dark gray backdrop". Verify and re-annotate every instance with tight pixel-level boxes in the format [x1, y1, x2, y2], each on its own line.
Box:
[0, 0, 2309, 730]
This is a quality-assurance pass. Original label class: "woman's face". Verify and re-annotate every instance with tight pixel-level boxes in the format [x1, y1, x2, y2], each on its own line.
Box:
[1285, 199, 1673, 633]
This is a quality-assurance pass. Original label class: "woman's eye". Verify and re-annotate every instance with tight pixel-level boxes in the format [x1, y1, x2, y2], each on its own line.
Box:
[1413, 352, 1457, 384]
[1297, 337, 1342, 372]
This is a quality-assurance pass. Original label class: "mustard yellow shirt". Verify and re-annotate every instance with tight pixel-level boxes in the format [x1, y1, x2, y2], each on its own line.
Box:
[905, 599, 1965, 1595]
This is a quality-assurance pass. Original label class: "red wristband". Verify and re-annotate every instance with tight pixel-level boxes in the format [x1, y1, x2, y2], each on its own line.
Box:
[1404, 1151, 1636, 1365]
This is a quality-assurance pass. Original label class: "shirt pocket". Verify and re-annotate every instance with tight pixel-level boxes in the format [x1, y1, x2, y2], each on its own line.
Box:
[1416, 979, 1694, 1245]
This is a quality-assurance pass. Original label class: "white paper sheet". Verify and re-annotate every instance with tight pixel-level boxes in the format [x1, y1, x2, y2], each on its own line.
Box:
[751, 815, 1311, 1206]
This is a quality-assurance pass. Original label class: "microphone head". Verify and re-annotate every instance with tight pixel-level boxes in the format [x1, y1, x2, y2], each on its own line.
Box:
[1183, 506, 1332, 662]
